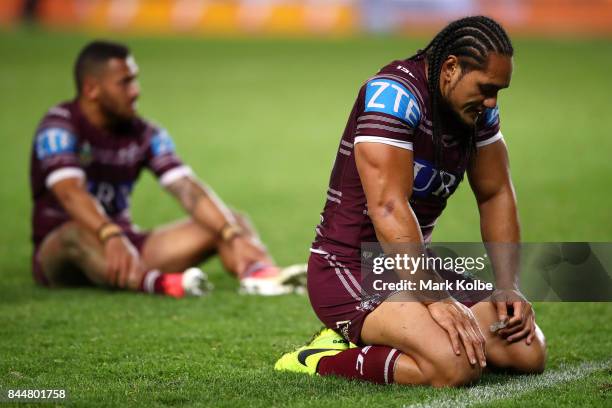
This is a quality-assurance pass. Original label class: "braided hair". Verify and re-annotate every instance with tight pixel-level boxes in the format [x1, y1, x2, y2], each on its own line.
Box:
[415, 16, 513, 167]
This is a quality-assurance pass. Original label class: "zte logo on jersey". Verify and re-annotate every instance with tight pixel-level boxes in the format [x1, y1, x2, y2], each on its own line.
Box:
[151, 129, 175, 156]
[413, 159, 459, 199]
[365, 79, 420, 127]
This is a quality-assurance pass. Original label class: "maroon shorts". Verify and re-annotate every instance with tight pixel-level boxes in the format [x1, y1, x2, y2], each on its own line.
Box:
[307, 251, 493, 345]
[32, 223, 150, 287]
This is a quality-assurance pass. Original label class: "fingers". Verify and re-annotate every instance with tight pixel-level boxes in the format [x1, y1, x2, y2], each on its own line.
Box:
[507, 320, 532, 342]
[526, 314, 536, 345]
[505, 306, 535, 343]
[461, 321, 486, 367]
[235, 258, 248, 278]
[507, 301, 524, 326]
[469, 318, 487, 367]
[448, 305, 485, 367]
[498, 322, 523, 338]
[440, 321, 462, 356]
[463, 309, 486, 367]
[104, 238, 140, 289]
[107, 254, 119, 287]
[128, 259, 144, 290]
[428, 302, 486, 368]
[116, 252, 142, 290]
[457, 325, 476, 365]
[495, 301, 508, 323]
[117, 255, 130, 289]
[504, 311, 536, 344]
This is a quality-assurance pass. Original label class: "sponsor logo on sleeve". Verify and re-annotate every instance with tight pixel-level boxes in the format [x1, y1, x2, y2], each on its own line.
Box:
[35, 127, 77, 159]
[483, 106, 499, 127]
[365, 78, 421, 127]
[150, 129, 176, 156]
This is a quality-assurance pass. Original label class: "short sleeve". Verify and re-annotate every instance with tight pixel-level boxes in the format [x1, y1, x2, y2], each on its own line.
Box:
[34, 124, 85, 188]
[476, 106, 503, 148]
[145, 127, 192, 186]
[353, 78, 421, 151]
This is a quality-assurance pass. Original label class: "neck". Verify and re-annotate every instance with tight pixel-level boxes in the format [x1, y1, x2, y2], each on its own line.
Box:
[77, 97, 108, 130]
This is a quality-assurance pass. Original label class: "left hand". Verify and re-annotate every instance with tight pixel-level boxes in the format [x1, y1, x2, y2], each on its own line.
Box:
[491, 289, 537, 345]
[230, 235, 268, 276]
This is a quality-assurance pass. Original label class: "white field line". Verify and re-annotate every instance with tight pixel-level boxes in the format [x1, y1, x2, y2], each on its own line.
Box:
[406, 359, 611, 408]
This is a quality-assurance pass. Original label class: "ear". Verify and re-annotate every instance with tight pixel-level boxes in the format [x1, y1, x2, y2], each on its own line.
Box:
[441, 55, 460, 83]
[81, 75, 100, 101]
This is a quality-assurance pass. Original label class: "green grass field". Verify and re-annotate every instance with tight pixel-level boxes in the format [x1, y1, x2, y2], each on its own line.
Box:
[0, 29, 611, 406]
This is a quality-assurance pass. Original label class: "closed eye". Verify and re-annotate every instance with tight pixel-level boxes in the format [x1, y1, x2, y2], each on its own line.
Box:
[478, 84, 499, 97]
[478, 82, 508, 97]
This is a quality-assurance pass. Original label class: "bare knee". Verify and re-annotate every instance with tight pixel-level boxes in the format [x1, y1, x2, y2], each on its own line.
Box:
[490, 327, 547, 374]
[507, 334, 547, 374]
[427, 354, 482, 387]
[38, 223, 102, 286]
[38, 222, 95, 264]
[58, 224, 90, 258]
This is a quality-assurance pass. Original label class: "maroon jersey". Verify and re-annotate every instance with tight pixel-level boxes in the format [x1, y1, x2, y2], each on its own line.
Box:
[311, 54, 503, 258]
[30, 100, 190, 246]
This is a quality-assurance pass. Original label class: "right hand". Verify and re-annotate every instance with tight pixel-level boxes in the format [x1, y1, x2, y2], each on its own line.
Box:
[427, 299, 487, 367]
[104, 235, 143, 290]
[491, 289, 536, 344]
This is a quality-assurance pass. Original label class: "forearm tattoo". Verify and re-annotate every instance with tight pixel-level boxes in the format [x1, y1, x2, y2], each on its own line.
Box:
[167, 177, 208, 213]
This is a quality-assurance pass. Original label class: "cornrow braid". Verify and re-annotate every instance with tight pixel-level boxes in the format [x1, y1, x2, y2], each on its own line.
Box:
[416, 16, 513, 169]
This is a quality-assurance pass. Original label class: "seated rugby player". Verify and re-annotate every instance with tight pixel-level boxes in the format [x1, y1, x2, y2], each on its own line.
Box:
[30, 41, 305, 297]
[276, 16, 546, 386]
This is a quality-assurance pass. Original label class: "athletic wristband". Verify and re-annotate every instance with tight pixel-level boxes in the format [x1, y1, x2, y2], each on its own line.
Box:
[102, 231, 124, 244]
[98, 223, 124, 243]
[220, 223, 244, 242]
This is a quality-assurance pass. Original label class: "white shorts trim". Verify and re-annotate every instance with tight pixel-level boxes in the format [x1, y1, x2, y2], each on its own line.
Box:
[325, 254, 361, 302]
[354, 136, 413, 151]
[159, 165, 194, 186]
[476, 131, 504, 148]
[45, 167, 85, 189]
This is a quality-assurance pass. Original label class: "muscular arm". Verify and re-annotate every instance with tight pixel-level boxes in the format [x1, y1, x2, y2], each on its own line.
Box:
[164, 175, 236, 236]
[469, 140, 537, 343]
[468, 139, 520, 289]
[468, 139, 520, 244]
[355, 143, 444, 299]
[355, 142, 421, 244]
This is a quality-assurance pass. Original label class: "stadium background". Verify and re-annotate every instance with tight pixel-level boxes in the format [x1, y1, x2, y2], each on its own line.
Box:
[1, 1, 611, 406]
